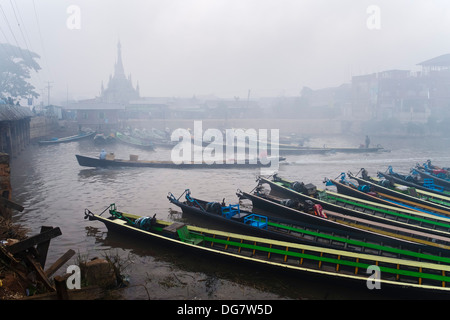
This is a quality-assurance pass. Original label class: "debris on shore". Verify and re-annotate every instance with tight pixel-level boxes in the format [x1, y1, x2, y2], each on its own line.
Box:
[1, 215, 131, 300]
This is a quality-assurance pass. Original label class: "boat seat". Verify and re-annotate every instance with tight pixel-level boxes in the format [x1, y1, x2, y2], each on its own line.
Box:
[177, 225, 203, 245]
[423, 178, 444, 192]
[113, 219, 128, 225]
[221, 204, 240, 219]
[163, 222, 186, 235]
[244, 214, 268, 229]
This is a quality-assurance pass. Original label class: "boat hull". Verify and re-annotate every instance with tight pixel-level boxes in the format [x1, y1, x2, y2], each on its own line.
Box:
[168, 191, 431, 256]
[38, 131, 95, 144]
[277, 146, 384, 155]
[415, 169, 450, 190]
[332, 178, 450, 218]
[257, 176, 450, 244]
[84, 208, 450, 295]
[239, 190, 450, 256]
[349, 173, 450, 212]
[115, 132, 155, 150]
[76, 154, 274, 169]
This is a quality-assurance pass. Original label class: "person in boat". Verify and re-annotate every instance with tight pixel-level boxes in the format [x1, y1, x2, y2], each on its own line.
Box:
[365, 135, 370, 148]
[99, 149, 107, 160]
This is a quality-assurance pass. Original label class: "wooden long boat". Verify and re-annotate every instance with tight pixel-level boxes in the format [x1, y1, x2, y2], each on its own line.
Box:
[239, 188, 450, 252]
[38, 130, 95, 145]
[84, 204, 450, 295]
[419, 160, 450, 175]
[276, 146, 385, 156]
[357, 169, 450, 206]
[75, 154, 276, 169]
[168, 189, 450, 259]
[378, 169, 450, 195]
[277, 147, 331, 155]
[115, 131, 155, 150]
[330, 175, 450, 218]
[257, 176, 450, 242]
[326, 146, 386, 153]
[414, 168, 450, 190]
[348, 171, 450, 211]
[93, 133, 116, 145]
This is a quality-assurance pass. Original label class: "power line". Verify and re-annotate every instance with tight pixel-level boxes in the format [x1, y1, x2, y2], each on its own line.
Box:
[10, 0, 34, 56]
[0, 3, 24, 60]
[0, 1, 50, 104]
[31, 0, 51, 80]
[8, 0, 44, 89]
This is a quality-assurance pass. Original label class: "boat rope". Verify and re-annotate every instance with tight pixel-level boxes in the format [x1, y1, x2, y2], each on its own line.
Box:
[84, 204, 114, 219]
[169, 189, 207, 212]
[99, 204, 114, 216]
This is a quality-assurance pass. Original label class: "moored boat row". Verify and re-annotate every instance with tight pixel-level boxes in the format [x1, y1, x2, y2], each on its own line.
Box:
[84, 159, 450, 296]
[84, 204, 450, 295]
[168, 189, 450, 260]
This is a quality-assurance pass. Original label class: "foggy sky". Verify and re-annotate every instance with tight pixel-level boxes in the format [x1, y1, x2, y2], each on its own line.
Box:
[2, 0, 450, 104]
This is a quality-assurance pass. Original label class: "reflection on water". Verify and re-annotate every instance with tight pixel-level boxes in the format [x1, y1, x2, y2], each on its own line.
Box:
[8, 135, 450, 299]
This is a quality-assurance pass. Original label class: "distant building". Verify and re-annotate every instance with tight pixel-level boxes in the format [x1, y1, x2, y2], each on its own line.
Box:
[100, 41, 140, 104]
[267, 85, 351, 119]
[66, 41, 141, 130]
[74, 100, 123, 131]
[349, 56, 450, 122]
[418, 54, 450, 72]
[126, 98, 169, 120]
[351, 70, 427, 121]
[417, 54, 450, 118]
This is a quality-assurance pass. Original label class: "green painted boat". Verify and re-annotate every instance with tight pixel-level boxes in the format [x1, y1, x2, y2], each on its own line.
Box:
[379, 167, 450, 194]
[171, 189, 450, 260]
[354, 169, 450, 207]
[84, 204, 450, 295]
[257, 176, 450, 243]
[239, 189, 450, 253]
[330, 174, 450, 218]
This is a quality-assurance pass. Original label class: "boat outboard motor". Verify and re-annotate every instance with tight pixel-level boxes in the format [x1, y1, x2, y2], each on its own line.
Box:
[280, 199, 297, 208]
[291, 181, 305, 192]
[361, 168, 369, 180]
[206, 202, 222, 214]
[134, 214, 156, 231]
[378, 179, 391, 188]
[303, 200, 315, 213]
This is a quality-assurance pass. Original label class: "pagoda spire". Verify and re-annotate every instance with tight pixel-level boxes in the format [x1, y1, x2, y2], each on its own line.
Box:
[114, 40, 125, 78]
[100, 41, 140, 103]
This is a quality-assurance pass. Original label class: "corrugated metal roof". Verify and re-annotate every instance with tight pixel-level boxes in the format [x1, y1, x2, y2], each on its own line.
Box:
[0, 105, 33, 121]
[418, 54, 450, 66]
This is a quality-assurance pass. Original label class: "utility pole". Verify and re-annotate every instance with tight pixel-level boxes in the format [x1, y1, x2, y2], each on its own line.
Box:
[46, 81, 53, 106]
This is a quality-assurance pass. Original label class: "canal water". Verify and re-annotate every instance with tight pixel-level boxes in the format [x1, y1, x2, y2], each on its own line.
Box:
[8, 132, 450, 300]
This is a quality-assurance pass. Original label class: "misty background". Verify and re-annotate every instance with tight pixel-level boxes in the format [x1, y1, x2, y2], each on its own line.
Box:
[1, 0, 448, 101]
